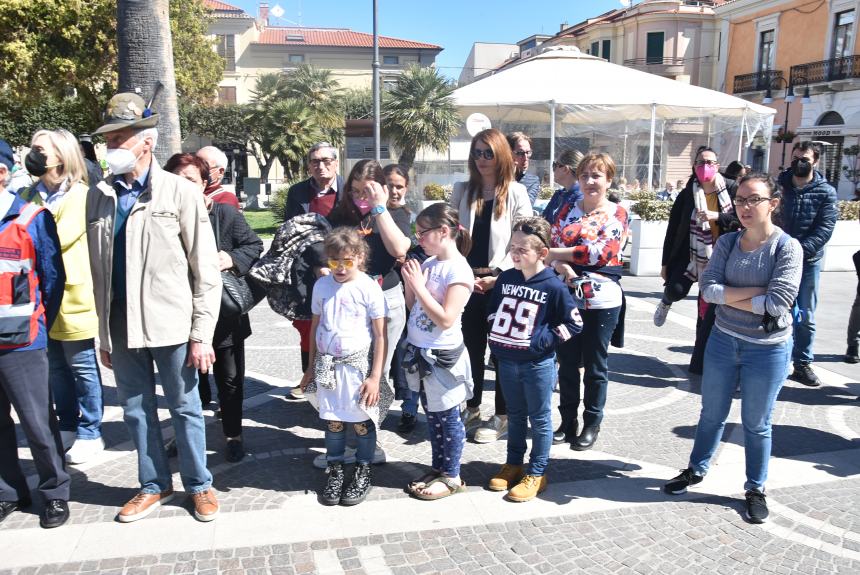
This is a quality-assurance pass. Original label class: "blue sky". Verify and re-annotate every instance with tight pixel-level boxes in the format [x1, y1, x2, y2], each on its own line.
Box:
[225, 0, 625, 80]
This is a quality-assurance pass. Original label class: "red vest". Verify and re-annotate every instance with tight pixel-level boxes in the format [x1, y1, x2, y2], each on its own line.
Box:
[0, 203, 45, 349]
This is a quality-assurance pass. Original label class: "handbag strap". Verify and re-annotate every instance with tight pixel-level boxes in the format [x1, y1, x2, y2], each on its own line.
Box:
[212, 202, 221, 247]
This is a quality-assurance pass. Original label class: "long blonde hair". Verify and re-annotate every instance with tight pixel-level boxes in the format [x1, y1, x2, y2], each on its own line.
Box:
[31, 128, 88, 188]
[467, 128, 515, 220]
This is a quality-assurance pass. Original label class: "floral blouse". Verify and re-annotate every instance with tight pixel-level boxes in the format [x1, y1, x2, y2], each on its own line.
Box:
[549, 200, 629, 310]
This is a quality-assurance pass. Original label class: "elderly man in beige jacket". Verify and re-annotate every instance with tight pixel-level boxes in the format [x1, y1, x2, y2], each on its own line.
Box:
[87, 93, 222, 524]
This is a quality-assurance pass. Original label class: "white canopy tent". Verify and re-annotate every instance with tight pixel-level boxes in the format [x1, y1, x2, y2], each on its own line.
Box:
[452, 46, 777, 190]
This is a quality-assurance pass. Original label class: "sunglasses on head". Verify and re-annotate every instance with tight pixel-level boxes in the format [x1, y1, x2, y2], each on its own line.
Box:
[471, 148, 495, 161]
[517, 223, 549, 247]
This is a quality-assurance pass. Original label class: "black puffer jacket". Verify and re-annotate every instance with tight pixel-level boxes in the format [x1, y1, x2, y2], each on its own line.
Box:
[210, 202, 264, 348]
[777, 169, 838, 263]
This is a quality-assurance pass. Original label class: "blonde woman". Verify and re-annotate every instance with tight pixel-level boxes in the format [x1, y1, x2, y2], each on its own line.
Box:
[21, 129, 102, 464]
[451, 128, 532, 442]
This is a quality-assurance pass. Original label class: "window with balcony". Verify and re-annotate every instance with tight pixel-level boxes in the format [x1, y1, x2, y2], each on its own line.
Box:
[602, 40, 611, 61]
[216, 35, 235, 72]
[591, 42, 599, 57]
[831, 10, 854, 60]
[383, 55, 399, 65]
[646, 32, 664, 64]
[758, 30, 774, 73]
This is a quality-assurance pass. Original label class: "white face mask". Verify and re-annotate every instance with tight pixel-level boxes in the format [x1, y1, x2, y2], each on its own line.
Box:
[105, 138, 144, 175]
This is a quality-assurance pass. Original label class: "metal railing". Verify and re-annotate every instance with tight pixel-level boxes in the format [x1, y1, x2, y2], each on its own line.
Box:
[733, 69, 784, 93]
[623, 57, 686, 67]
[790, 55, 860, 85]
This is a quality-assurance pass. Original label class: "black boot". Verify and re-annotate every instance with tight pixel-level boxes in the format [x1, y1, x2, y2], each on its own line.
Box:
[341, 463, 372, 506]
[845, 344, 859, 364]
[572, 426, 600, 451]
[553, 419, 578, 445]
[320, 462, 345, 506]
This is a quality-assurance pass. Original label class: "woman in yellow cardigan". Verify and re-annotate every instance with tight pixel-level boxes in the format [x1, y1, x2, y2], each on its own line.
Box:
[22, 129, 103, 464]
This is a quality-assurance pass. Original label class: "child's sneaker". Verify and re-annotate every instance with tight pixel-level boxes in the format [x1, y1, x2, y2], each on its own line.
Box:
[506, 475, 547, 502]
[663, 468, 703, 495]
[341, 463, 372, 506]
[488, 464, 524, 492]
[320, 462, 345, 506]
[474, 415, 508, 443]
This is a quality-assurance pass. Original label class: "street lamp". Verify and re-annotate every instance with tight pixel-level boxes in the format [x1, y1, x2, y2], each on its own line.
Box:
[762, 76, 811, 170]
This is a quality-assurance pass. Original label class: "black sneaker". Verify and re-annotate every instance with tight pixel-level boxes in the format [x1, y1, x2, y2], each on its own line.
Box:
[0, 497, 31, 524]
[320, 462, 345, 506]
[397, 413, 417, 434]
[225, 439, 245, 463]
[663, 468, 703, 495]
[845, 344, 859, 364]
[790, 364, 821, 387]
[40, 499, 69, 529]
[744, 490, 768, 524]
[341, 463, 372, 506]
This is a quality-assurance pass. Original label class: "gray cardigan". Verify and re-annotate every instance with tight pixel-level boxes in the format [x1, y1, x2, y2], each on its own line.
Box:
[700, 228, 802, 344]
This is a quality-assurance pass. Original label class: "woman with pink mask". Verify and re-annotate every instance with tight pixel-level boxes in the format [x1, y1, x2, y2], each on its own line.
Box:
[653, 146, 739, 374]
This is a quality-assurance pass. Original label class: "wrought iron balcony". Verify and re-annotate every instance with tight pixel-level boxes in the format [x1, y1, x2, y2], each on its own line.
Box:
[733, 70, 784, 94]
[623, 57, 686, 76]
[790, 55, 860, 85]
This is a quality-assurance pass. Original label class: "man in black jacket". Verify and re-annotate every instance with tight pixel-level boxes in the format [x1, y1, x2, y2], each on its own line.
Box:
[284, 142, 344, 222]
[778, 141, 838, 387]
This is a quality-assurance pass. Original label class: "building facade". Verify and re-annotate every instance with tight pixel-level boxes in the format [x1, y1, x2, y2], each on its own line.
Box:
[719, 0, 860, 199]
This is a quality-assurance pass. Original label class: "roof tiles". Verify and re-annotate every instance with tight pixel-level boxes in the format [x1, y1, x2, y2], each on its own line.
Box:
[256, 27, 440, 50]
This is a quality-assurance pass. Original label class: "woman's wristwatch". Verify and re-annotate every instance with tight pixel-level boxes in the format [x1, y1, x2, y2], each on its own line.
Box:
[371, 205, 386, 215]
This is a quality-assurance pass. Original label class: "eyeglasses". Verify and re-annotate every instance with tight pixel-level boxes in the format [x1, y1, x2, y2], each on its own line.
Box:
[732, 196, 772, 208]
[695, 159, 719, 167]
[517, 223, 549, 247]
[414, 226, 441, 240]
[471, 148, 495, 161]
[327, 258, 355, 269]
[310, 157, 335, 167]
[513, 150, 533, 158]
[551, 161, 569, 170]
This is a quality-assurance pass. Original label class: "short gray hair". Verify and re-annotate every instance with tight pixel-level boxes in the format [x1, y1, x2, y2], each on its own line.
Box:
[307, 142, 337, 163]
[198, 145, 228, 169]
[135, 127, 159, 149]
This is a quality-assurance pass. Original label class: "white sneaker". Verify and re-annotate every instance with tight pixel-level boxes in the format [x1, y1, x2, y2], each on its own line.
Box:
[461, 407, 482, 429]
[474, 416, 508, 443]
[65, 436, 106, 464]
[60, 430, 77, 452]
[289, 386, 305, 400]
[653, 301, 671, 327]
[312, 446, 387, 469]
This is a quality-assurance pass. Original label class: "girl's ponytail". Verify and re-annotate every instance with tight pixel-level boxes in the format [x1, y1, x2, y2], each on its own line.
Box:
[455, 224, 472, 257]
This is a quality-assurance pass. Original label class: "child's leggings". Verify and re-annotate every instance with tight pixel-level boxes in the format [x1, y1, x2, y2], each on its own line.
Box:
[419, 392, 465, 477]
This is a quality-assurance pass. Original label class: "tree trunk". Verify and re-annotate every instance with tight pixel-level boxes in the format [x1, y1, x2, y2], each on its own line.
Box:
[398, 146, 417, 173]
[117, 0, 181, 164]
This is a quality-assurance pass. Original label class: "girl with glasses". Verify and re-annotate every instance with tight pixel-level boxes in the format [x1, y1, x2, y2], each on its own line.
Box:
[653, 146, 740, 375]
[299, 228, 387, 506]
[452, 128, 532, 444]
[664, 174, 802, 524]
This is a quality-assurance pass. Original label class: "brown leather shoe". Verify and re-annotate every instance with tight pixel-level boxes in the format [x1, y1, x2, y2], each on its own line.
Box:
[191, 489, 219, 522]
[488, 464, 524, 492]
[117, 490, 174, 523]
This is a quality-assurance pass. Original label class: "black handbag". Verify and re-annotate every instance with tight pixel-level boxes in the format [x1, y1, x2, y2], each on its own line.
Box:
[214, 205, 265, 318]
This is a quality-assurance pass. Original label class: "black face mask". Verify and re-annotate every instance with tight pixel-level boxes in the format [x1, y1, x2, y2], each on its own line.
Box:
[791, 157, 813, 178]
[24, 149, 49, 177]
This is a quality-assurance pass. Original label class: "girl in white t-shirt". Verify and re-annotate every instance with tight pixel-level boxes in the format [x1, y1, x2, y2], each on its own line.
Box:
[299, 228, 386, 507]
[402, 203, 474, 500]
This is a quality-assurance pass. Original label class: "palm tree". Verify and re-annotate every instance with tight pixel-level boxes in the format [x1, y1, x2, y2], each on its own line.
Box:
[382, 65, 460, 172]
[284, 64, 345, 146]
[266, 99, 325, 181]
[117, 0, 181, 163]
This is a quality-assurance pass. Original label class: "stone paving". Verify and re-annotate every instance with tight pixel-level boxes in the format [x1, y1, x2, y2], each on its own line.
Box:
[0, 272, 857, 574]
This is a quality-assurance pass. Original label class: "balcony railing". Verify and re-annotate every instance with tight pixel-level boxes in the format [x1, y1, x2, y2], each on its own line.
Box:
[624, 57, 686, 67]
[733, 70, 784, 94]
[790, 55, 860, 85]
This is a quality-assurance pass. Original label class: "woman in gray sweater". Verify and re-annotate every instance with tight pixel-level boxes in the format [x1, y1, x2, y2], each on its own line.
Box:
[662, 173, 802, 525]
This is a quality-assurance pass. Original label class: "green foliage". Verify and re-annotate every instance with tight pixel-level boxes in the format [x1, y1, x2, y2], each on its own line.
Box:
[267, 185, 292, 219]
[423, 183, 448, 201]
[841, 145, 860, 196]
[282, 64, 344, 146]
[0, 0, 222, 139]
[243, 208, 281, 239]
[382, 65, 459, 171]
[838, 199, 860, 221]
[631, 195, 672, 221]
[538, 185, 555, 200]
[342, 88, 373, 119]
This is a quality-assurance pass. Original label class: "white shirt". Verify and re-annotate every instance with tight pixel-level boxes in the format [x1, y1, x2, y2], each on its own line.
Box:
[406, 255, 474, 350]
[311, 272, 386, 357]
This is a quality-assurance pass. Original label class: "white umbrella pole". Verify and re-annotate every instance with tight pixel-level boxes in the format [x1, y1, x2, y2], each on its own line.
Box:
[647, 103, 656, 192]
[549, 100, 557, 189]
[737, 108, 747, 162]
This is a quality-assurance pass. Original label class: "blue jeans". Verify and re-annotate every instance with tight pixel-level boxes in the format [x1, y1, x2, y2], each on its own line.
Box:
[792, 259, 820, 365]
[557, 306, 621, 427]
[324, 419, 376, 464]
[420, 393, 465, 477]
[688, 328, 791, 492]
[498, 355, 556, 476]
[110, 302, 212, 494]
[401, 391, 420, 416]
[48, 338, 103, 439]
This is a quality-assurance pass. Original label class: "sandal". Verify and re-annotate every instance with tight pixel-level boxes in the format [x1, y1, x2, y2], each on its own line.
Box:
[411, 476, 467, 501]
[407, 471, 441, 494]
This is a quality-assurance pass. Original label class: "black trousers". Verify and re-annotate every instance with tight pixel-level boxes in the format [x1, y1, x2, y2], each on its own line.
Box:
[662, 268, 694, 304]
[198, 342, 246, 438]
[462, 290, 506, 415]
[0, 349, 70, 503]
[690, 300, 716, 373]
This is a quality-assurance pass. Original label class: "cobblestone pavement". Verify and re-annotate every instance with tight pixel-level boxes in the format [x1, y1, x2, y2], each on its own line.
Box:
[0, 273, 857, 574]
